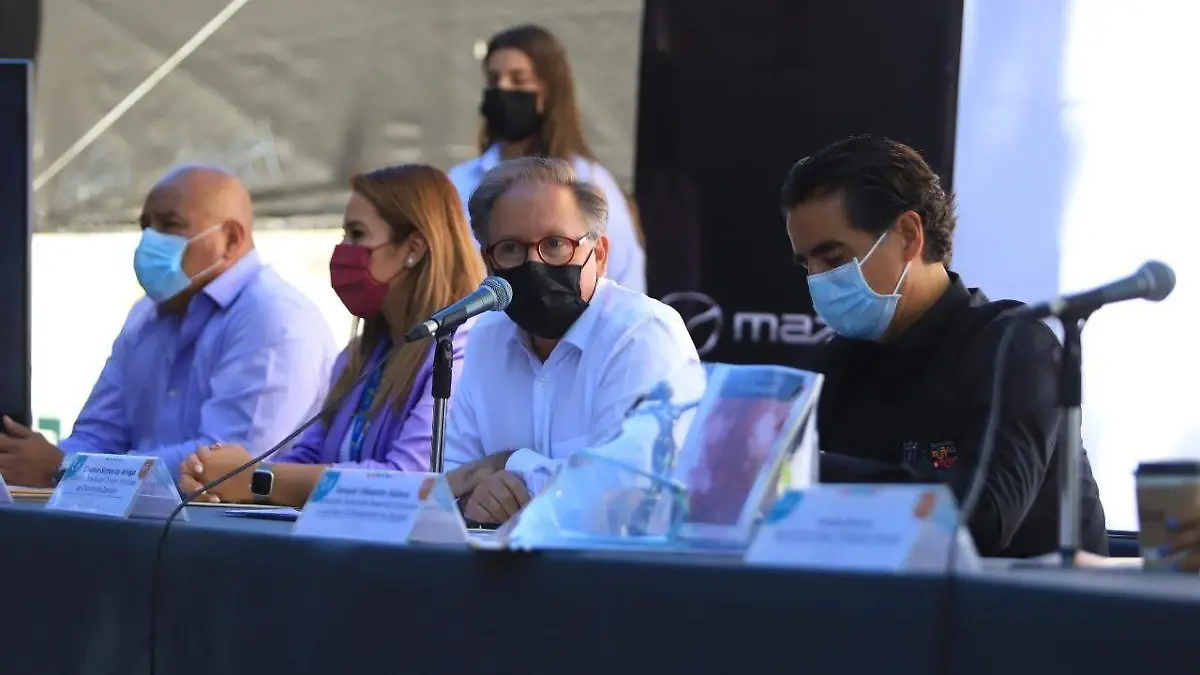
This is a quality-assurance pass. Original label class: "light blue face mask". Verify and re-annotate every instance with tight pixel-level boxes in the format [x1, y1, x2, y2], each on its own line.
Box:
[806, 231, 910, 341]
[133, 225, 222, 303]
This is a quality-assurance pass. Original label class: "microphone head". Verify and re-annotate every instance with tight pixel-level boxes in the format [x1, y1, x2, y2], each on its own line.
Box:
[482, 276, 513, 311]
[1139, 260, 1176, 302]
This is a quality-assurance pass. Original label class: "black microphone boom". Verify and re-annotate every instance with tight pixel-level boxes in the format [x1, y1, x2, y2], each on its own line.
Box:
[405, 276, 513, 342]
[1016, 260, 1176, 319]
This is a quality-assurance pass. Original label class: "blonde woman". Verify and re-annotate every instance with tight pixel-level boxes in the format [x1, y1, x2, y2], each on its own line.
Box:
[178, 164, 485, 506]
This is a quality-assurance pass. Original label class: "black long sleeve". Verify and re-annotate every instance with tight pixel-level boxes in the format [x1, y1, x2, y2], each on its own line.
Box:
[813, 274, 1106, 557]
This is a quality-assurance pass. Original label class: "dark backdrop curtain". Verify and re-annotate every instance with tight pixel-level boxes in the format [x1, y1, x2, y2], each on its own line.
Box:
[634, 0, 964, 370]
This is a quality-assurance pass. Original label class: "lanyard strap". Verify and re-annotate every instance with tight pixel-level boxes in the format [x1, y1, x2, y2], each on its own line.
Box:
[343, 365, 384, 463]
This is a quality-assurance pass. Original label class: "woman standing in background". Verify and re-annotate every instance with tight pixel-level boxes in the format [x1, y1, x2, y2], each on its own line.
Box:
[449, 24, 647, 294]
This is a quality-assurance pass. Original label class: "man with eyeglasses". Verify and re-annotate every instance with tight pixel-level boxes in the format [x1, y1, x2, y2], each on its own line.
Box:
[443, 156, 698, 525]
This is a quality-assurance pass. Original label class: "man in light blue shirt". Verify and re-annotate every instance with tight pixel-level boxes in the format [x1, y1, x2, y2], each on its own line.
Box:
[0, 165, 335, 486]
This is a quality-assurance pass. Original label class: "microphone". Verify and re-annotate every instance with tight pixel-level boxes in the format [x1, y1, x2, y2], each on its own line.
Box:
[1016, 261, 1176, 319]
[148, 348, 396, 674]
[404, 276, 512, 342]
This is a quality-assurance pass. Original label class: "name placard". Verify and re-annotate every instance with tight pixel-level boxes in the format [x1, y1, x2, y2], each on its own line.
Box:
[745, 485, 980, 573]
[293, 469, 467, 546]
[0, 473, 12, 504]
[45, 453, 188, 521]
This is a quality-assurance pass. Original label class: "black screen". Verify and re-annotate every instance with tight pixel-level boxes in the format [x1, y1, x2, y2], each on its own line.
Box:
[0, 61, 32, 426]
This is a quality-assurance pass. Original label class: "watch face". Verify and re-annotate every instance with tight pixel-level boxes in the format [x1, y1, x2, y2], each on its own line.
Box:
[250, 469, 273, 496]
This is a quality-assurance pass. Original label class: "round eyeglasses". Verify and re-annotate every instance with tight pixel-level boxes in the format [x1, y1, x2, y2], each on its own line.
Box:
[485, 235, 591, 269]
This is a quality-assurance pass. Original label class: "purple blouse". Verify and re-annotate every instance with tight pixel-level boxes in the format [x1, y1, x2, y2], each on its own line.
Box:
[274, 327, 469, 471]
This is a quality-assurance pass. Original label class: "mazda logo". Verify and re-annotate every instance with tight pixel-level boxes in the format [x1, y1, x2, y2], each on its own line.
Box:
[661, 291, 722, 357]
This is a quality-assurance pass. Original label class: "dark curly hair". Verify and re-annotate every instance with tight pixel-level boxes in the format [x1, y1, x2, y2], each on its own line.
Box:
[780, 135, 956, 265]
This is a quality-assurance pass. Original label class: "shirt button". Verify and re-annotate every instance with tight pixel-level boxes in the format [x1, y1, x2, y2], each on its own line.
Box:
[168, 390, 179, 397]
[538, 376, 547, 385]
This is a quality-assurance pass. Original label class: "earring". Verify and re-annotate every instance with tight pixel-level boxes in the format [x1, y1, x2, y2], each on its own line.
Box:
[406, 256, 416, 267]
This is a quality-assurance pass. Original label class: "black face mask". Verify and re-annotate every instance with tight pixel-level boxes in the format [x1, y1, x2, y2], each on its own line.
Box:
[480, 88, 542, 143]
[493, 258, 591, 340]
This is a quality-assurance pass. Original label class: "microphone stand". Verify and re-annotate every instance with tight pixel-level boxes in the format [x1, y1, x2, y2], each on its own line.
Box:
[429, 329, 456, 474]
[1057, 312, 1089, 568]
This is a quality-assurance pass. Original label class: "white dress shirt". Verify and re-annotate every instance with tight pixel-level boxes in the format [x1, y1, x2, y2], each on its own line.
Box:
[443, 278, 698, 493]
[448, 145, 648, 294]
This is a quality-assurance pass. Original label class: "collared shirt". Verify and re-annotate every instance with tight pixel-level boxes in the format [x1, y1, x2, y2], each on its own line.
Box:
[444, 278, 698, 493]
[448, 145, 648, 294]
[275, 327, 470, 471]
[58, 250, 337, 478]
[816, 272, 1108, 558]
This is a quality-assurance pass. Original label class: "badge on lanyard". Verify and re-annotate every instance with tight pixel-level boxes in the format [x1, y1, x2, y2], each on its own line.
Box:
[344, 366, 384, 463]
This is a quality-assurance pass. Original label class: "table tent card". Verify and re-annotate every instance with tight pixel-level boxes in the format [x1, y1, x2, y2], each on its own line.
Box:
[293, 469, 468, 546]
[746, 484, 980, 573]
[45, 453, 188, 521]
[0, 473, 12, 504]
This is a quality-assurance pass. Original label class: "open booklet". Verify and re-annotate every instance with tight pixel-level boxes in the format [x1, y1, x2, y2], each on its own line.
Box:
[498, 361, 823, 550]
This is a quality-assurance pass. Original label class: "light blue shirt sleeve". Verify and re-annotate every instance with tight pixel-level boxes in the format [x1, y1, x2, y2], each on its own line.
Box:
[61, 294, 335, 480]
[448, 159, 483, 247]
[142, 302, 334, 478]
[58, 301, 150, 458]
[57, 336, 134, 459]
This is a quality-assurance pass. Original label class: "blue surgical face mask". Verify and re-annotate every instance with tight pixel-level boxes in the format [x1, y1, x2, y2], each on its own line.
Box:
[806, 231, 910, 341]
[133, 225, 223, 303]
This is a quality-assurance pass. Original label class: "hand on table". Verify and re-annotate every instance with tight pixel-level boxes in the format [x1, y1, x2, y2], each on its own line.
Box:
[0, 416, 63, 488]
[446, 449, 517, 499]
[462, 470, 531, 525]
[177, 444, 255, 503]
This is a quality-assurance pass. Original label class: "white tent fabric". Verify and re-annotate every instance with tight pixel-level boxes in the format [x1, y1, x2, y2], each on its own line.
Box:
[33, 0, 643, 229]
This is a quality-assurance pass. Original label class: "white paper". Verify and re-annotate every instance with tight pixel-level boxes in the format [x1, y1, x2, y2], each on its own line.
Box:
[293, 470, 467, 546]
[746, 484, 980, 574]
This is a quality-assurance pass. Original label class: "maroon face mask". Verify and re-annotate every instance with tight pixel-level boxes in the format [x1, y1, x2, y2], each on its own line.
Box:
[330, 244, 391, 318]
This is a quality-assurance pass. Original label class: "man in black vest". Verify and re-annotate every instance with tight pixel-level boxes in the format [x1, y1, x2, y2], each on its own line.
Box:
[781, 134, 1106, 558]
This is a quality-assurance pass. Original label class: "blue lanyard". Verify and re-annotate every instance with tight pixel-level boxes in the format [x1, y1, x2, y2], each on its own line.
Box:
[346, 366, 384, 463]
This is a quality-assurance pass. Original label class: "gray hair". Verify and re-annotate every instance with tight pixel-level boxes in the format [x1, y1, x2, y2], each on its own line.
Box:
[467, 156, 608, 244]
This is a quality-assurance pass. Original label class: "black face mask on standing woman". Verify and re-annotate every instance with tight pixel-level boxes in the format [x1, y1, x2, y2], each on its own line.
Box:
[480, 88, 543, 143]
[493, 252, 594, 340]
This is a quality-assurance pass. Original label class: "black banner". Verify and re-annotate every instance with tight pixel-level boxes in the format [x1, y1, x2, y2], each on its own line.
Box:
[0, 0, 40, 64]
[635, 0, 964, 370]
[30, 0, 643, 229]
[0, 61, 33, 427]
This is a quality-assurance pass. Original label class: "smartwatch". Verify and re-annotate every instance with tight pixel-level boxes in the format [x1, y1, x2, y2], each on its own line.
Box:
[250, 465, 274, 504]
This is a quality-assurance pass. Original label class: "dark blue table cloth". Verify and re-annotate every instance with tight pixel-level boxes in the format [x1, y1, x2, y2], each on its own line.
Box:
[0, 502, 1196, 675]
